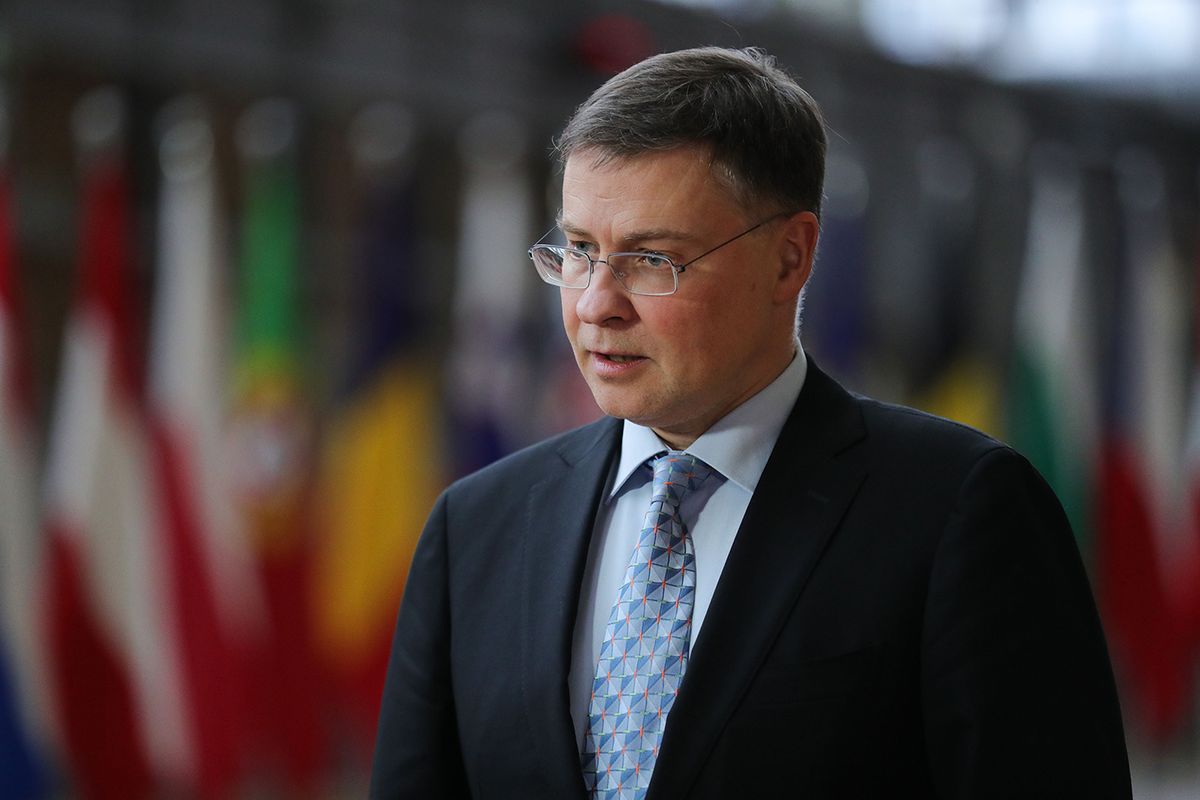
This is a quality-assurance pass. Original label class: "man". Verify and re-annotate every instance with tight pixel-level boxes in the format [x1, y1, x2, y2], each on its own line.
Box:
[371, 47, 1130, 799]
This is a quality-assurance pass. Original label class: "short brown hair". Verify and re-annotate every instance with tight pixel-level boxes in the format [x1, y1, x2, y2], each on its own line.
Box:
[556, 46, 827, 218]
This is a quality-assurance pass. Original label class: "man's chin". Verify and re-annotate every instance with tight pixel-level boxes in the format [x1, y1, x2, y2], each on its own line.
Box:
[588, 392, 651, 425]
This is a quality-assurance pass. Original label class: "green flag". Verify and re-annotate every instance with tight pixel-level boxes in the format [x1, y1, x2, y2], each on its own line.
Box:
[1008, 151, 1097, 557]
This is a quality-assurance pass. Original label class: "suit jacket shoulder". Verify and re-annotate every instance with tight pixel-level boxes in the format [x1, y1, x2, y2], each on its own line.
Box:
[447, 415, 619, 498]
[437, 416, 620, 560]
[852, 390, 1017, 476]
[661, 362, 1130, 799]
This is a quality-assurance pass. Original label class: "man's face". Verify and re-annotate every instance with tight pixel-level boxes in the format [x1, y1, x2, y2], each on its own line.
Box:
[559, 145, 813, 448]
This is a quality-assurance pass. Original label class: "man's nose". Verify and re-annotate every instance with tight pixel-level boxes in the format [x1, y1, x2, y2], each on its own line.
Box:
[574, 257, 632, 324]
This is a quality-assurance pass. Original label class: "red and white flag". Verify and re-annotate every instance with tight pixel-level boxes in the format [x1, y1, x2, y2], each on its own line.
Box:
[42, 89, 189, 796]
[145, 100, 264, 797]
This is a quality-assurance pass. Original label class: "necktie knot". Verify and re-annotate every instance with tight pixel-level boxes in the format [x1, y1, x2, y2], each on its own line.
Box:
[650, 450, 714, 509]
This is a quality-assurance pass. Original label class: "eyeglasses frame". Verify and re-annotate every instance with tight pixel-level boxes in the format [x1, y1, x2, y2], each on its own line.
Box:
[527, 210, 793, 297]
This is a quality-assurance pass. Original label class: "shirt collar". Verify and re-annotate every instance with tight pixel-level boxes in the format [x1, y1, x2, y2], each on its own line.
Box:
[609, 345, 808, 498]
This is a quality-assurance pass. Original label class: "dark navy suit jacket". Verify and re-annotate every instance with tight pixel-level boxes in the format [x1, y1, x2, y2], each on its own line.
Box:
[370, 361, 1131, 799]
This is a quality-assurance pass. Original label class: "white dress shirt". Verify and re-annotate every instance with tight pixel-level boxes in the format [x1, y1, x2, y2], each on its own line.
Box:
[568, 346, 809, 746]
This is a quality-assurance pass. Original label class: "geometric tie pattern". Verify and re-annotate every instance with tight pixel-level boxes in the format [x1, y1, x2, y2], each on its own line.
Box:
[581, 451, 714, 799]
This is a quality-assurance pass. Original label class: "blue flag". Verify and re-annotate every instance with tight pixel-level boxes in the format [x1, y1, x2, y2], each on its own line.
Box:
[0, 642, 46, 800]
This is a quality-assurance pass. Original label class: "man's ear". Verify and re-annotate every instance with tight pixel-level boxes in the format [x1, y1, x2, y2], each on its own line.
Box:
[773, 210, 819, 305]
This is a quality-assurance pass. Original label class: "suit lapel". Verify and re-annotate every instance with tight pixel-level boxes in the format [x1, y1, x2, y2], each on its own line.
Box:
[648, 362, 869, 799]
[521, 417, 621, 798]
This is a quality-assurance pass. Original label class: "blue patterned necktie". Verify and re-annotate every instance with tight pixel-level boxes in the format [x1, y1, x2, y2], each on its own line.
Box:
[582, 450, 715, 799]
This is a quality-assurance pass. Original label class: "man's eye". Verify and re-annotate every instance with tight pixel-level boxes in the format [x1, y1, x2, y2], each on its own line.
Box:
[638, 253, 671, 269]
[568, 241, 596, 254]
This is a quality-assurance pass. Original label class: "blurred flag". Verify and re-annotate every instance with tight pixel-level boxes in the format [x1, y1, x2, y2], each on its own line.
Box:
[146, 101, 263, 796]
[228, 99, 326, 793]
[0, 657, 44, 800]
[448, 112, 536, 473]
[1182, 233, 1200, 665]
[313, 104, 445, 759]
[0, 145, 49, 798]
[43, 89, 188, 797]
[1008, 149, 1098, 553]
[916, 357, 1001, 435]
[806, 148, 870, 383]
[1096, 150, 1190, 742]
[908, 137, 1001, 436]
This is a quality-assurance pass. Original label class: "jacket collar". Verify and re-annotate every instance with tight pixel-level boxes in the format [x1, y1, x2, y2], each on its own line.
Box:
[649, 358, 868, 799]
[520, 416, 621, 798]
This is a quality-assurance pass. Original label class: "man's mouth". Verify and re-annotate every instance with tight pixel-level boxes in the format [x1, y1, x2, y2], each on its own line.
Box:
[592, 351, 648, 368]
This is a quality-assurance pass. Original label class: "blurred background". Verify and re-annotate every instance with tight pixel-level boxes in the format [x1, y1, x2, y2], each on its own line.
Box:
[0, 0, 1197, 797]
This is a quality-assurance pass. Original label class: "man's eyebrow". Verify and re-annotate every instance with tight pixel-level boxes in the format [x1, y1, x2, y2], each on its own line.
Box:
[556, 216, 589, 238]
[618, 228, 697, 246]
[555, 215, 698, 246]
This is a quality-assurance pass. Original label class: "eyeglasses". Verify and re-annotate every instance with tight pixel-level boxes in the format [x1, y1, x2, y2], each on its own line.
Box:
[527, 212, 790, 297]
